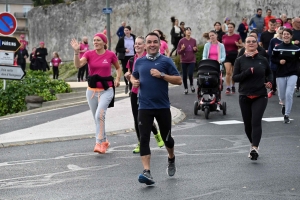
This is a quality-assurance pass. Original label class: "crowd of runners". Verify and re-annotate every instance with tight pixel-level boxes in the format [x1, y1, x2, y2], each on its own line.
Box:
[69, 7, 300, 186]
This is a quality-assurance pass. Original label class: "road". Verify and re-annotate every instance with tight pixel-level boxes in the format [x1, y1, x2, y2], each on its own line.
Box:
[0, 84, 300, 200]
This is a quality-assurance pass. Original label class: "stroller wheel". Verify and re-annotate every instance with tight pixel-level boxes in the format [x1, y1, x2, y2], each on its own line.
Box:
[194, 101, 199, 115]
[222, 102, 227, 115]
[204, 107, 209, 119]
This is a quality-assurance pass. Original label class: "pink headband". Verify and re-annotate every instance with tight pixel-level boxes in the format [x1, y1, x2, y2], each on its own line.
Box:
[94, 33, 107, 44]
[40, 41, 44, 45]
[276, 19, 282, 23]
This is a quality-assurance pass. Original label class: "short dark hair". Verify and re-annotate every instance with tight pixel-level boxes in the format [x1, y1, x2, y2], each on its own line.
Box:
[180, 21, 185, 26]
[257, 8, 262, 12]
[124, 26, 131, 31]
[266, 8, 272, 12]
[249, 30, 258, 35]
[269, 19, 276, 24]
[228, 22, 236, 28]
[145, 32, 160, 41]
[214, 22, 221, 26]
[184, 27, 192, 31]
[283, 28, 293, 36]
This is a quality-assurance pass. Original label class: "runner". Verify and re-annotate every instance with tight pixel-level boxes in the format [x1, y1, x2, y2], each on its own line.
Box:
[237, 17, 249, 43]
[78, 36, 89, 82]
[233, 35, 273, 160]
[222, 22, 243, 95]
[249, 8, 265, 42]
[202, 30, 226, 111]
[222, 17, 231, 33]
[170, 16, 183, 56]
[124, 36, 164, 153]
[177, 27, 197, 94]
[259, 19, 276, 51]
[271, 28, 300, 123]
[153, 29, 170, 57]
[291, 17, 300, 97]
[70, 33, 122, 153]
[214, 22, 225, 43]
[131, 32, 182, 185]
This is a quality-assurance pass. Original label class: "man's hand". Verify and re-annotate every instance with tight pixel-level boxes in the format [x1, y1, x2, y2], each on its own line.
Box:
[150, 68, 162, 78]
[265, 82, 272, 89]
[132, 79, 140, 88]
[280, 59, 286, 65]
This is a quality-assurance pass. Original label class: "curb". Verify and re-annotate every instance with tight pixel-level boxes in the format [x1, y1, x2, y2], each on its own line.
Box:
[0, 106, 186, 148]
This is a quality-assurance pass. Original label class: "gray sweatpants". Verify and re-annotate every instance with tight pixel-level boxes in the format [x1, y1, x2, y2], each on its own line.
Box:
[86, 88, 114, 144]
[276, 75, 297, 116]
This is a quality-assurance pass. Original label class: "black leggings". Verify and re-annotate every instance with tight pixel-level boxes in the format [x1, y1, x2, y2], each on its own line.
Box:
[239, 95, 268, 147]
[138, 109, 174, 156]
[52, 67, 59, 79]
[271, 69, 277, 92]
[130, 93, 158, 142]
[120, 56, 133, 85]
[78, 64, 87, 81]
[181, 63, 195, 89]
[170, 37, 181, 56]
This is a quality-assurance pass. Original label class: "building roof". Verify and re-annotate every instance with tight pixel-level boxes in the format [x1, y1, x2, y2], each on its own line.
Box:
[0, 0, 33, 5]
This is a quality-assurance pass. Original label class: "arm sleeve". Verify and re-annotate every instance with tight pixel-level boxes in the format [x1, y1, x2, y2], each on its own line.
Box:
[267, 40, 274, 57]
[132, 60, 140, 79]
[220, 44, 226, 62]
[237, 48, 245, 57]
[166, 59, 180, 76]
[202, 43, 209, 60]
[264, 58, 273, 83]
[115, 38, 126, 53]
[271, 47, 281, 64]
[232, 57, 252, 82]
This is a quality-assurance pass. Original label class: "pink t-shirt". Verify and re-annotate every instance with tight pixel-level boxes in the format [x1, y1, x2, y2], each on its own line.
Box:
[208, 44, 218, 61]
[80, 43, 89, 58]
[160, 40, 168, 55]
[126, 52, 147, 94]
[283, 22, 292, 29]
[222, 34, 240, 53]
[82, 50, 118, 89]
[51, 57, 62, 67]
[20, 39, 28, 49]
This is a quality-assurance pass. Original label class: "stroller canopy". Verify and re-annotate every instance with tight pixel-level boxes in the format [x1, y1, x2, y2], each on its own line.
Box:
[198, 59, 220, 73]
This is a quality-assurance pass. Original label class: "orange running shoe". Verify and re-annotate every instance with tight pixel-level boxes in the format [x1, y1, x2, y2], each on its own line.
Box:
[94, 143, 102, 153]
[99, 141, 110, 154]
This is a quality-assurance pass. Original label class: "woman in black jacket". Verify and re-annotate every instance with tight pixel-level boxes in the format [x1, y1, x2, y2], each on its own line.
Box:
[170, 16, 183, 56]
[29, 47, 36, 70]
[115, 25, 136, 88]
[233, 35, 273, 161]
[14, 43, 29, 71]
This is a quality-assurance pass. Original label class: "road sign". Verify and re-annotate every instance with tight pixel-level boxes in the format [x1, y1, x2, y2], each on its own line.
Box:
[102, 8, 113, 14]
[0, 12, 17, 36]
[0, 65, 25, 80]
[0, 52, 14, 65]
[0, 35, 21, 51]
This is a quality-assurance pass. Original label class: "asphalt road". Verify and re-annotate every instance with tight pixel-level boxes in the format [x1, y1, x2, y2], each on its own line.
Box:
[1, 84, 300, 200]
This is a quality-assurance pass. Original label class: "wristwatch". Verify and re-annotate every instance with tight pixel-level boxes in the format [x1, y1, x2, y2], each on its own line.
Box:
[160, 72, 165, 79]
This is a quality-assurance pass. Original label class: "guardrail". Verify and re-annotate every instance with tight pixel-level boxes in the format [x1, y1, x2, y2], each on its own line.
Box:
[14, 12, 28, 18]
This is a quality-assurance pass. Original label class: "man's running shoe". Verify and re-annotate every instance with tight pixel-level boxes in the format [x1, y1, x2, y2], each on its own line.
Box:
[231, 86, 236, 94]
[184, 89, 188, 95]
[191, 85, 195, 93]
[167, 156, 176, 177]
[138, 170, 155, 185]
[284, 115, 290, 124]
[154, 132, 164, 148]
[281, 105, 285, 115]
[216, 104, 220, 112]
[225, 88, 231, 95]
[133, 143, 140, 153]
[249, 147, 259, 160]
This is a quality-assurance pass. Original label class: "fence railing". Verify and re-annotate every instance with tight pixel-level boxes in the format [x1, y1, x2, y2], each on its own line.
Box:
[14, 12, 28, 18]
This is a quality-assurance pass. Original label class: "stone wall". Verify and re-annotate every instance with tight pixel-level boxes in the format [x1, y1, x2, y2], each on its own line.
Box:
[27, 0, 300, 61]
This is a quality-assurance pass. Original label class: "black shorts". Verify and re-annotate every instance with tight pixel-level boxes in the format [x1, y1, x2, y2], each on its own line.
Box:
[224, 52, 238, 65]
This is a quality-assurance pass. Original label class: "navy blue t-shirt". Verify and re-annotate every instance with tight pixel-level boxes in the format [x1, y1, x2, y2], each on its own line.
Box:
[132, 55, 180, 109]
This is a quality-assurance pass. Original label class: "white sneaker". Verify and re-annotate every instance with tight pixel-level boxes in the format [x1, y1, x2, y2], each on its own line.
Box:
[216, 104, 220, 111]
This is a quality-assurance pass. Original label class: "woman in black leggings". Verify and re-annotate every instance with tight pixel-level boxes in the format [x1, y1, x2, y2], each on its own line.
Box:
[233, 35, 273, 160]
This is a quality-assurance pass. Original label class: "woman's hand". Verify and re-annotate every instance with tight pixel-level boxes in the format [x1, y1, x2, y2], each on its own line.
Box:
[280, 59, 286, 65]
[124, 72, 131, 81]
[265, 82, 272, 89]
[70, 39, 80, 52]
[114, 78, 120, 87]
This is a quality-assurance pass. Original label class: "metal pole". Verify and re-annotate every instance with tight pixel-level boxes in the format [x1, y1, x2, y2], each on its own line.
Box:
[106, 0, 111, 50]
[3, 0, 8, 90]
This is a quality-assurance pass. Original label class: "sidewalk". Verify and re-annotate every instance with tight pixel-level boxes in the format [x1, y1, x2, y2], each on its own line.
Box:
[0, 82, 186, 147]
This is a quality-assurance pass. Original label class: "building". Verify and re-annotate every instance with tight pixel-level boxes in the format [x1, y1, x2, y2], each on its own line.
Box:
[0, 0, 33, 40]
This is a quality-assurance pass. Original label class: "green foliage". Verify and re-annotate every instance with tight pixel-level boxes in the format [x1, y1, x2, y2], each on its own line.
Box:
[0, 70, 71, 116]
[32, 0, 69, 7]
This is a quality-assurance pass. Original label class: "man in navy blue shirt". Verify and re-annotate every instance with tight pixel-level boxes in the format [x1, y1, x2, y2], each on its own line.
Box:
[131, 32, 182, 185]
[116, 21, 126, 38]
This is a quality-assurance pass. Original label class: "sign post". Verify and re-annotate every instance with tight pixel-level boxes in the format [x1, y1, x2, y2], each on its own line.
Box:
[0, 12, 20, 90]
[103, 1, 112, 50]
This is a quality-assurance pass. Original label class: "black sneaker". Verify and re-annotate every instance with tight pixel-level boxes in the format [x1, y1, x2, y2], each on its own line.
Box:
[184, 89, 188, 95]
[284, 115, 290, 124]
[281, 105, 285, 115]
[225, 88, 231, 95]
[166, 157, 176, 177]
[138, 170, 155, 185]
[191, 85, 195, 93]
[231, 86, 236, 94]
[125, 85, 129, 94]
[249, 147, 259, 160]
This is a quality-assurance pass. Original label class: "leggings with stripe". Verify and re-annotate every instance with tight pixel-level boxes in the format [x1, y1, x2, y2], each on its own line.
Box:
[86, 88, 114, 144]
[138, 109, 174, 156]
[277, 75, 297, 116]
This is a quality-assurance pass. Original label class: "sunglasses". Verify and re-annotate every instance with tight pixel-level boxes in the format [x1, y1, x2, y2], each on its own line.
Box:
[246, 40, 257, 44]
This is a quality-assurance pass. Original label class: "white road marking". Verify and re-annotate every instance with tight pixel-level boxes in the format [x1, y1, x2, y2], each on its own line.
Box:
[262, 117, 293, 122]
[210, 120, 244, 125]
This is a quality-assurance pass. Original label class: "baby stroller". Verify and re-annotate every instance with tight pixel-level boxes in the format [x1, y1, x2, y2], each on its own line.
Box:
[193, 59, 227, 119]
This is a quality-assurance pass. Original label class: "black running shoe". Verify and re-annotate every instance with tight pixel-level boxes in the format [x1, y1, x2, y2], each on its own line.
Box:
[284, 115, 290, 124]
[231, 86, 236, 94]
[281, 105, 285, 115]
[138, 170, 155, 185]
[166, 157, 176, 177]
[191, 85, 195, 93]
[249, 147, 259, 160]
[184, 89, 188, 95]
[225, 88, 231, 95]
